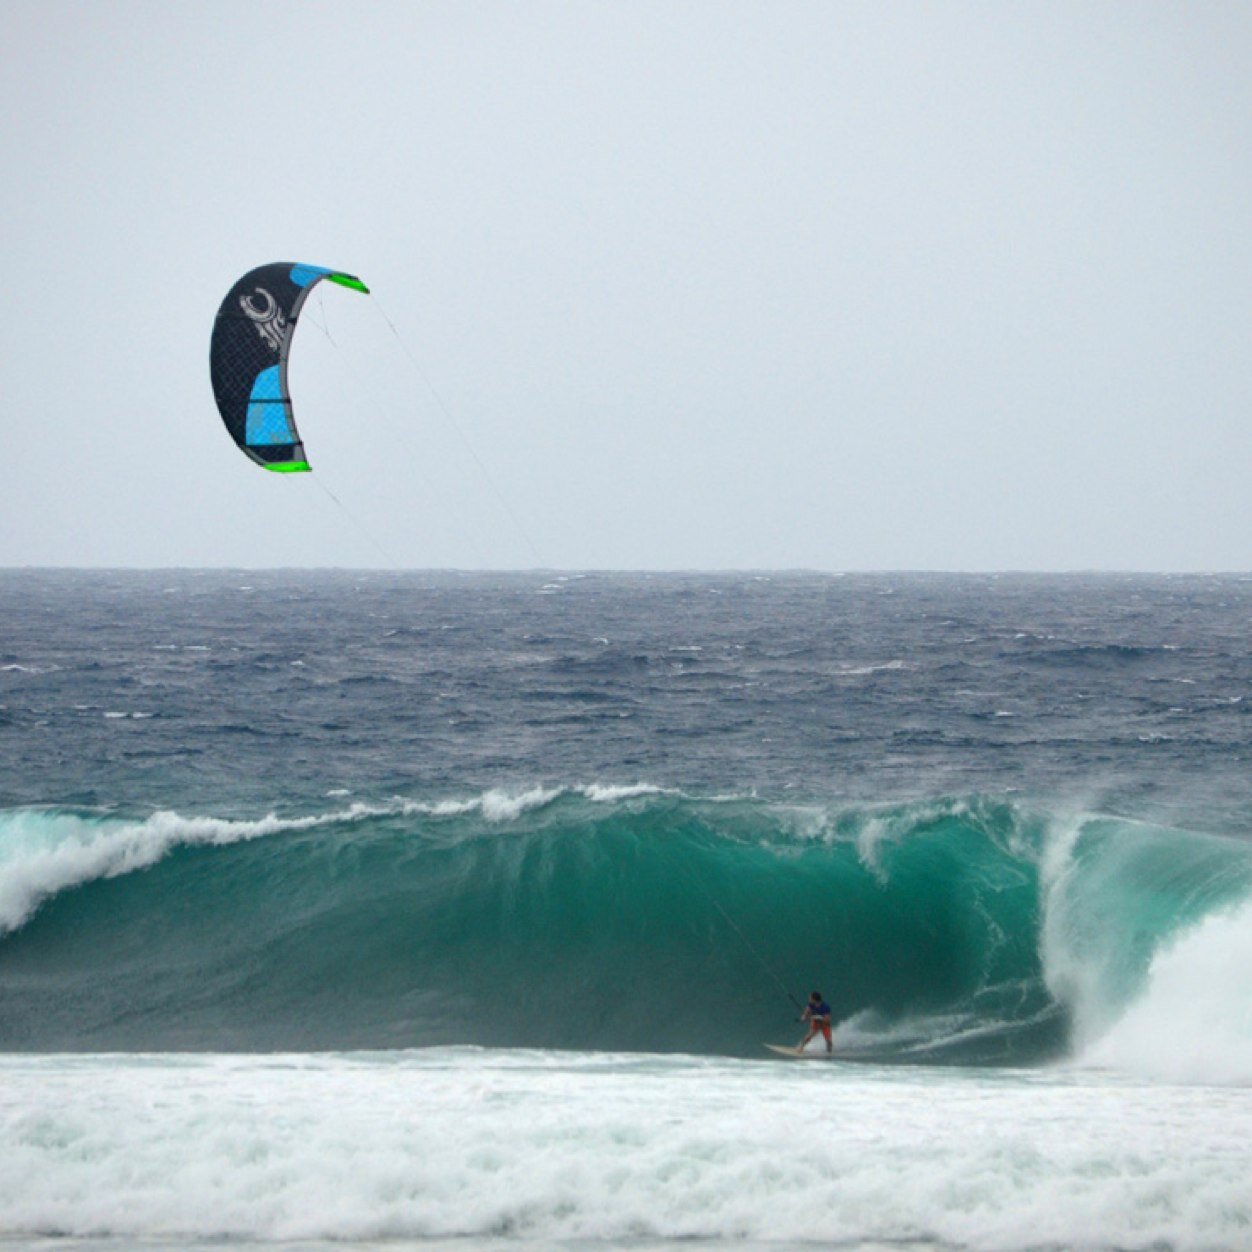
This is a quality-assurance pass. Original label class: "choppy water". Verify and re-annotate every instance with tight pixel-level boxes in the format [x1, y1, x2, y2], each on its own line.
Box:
[1, 570, 1250, 1249]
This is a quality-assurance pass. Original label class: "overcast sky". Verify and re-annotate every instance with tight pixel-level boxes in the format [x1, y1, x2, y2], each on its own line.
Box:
[2, 1, 1249, 570]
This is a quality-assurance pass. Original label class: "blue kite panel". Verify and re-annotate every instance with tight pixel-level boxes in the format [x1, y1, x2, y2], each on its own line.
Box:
[245, 366, 294, 446]
[289, 264, 331, 289]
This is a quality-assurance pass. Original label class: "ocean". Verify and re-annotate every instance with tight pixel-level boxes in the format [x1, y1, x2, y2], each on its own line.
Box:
[1, 569, 1250, 1250]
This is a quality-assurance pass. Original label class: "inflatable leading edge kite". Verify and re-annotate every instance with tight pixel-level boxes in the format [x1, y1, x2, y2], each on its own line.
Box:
[210, 263, 368, 472]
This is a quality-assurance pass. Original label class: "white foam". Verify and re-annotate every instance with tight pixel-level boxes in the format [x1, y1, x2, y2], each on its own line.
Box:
[479, 785, 562, 822]
[0, 1051, 1246, 1249]
[840, 659, 911, 676]
[579, 783, 665, 803]
[1077, 897, 1252, 1085]
[423, 783, 667, 821]
[421, 786, 563, 823]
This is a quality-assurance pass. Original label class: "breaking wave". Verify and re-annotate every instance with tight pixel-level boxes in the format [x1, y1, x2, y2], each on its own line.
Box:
[1, 788, 1250, 1076]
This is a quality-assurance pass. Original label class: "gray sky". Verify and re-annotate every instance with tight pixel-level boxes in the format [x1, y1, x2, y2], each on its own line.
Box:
[2, 1, 1250, 570]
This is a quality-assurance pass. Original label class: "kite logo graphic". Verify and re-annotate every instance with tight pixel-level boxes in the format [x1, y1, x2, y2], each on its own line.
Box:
[239, 287, 289, 354]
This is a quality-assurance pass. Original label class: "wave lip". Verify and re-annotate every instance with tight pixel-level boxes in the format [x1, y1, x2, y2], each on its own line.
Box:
[0, 785, 673, 938]
[0, 804, 377, 935]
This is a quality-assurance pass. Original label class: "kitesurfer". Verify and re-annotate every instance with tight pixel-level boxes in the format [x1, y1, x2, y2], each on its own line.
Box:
[797, 990, 832, 1053]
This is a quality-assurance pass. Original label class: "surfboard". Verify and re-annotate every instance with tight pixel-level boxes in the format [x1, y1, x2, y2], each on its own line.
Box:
[765, 1043, 834, 1059]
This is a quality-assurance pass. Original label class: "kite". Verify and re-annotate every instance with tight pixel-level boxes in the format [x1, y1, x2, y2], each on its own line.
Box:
[210, 263, 368, 472]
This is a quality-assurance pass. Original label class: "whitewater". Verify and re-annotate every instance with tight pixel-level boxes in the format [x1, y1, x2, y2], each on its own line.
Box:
[2, 570, 1251, 1251]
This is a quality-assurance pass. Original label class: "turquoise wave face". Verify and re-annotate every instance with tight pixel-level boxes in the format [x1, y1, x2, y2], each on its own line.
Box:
[1, 790, 1250, 1061]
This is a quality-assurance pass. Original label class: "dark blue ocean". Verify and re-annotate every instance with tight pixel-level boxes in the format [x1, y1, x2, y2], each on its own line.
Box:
[1, 570, 1250, 1250]
[6, 570, 1251, 823]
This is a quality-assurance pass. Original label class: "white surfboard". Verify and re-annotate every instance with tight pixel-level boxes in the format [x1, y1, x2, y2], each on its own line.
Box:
[765, 1043, 835, 1059]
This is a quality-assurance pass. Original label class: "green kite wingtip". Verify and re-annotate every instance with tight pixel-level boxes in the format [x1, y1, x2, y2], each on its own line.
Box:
[327, 273, 370, 294]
